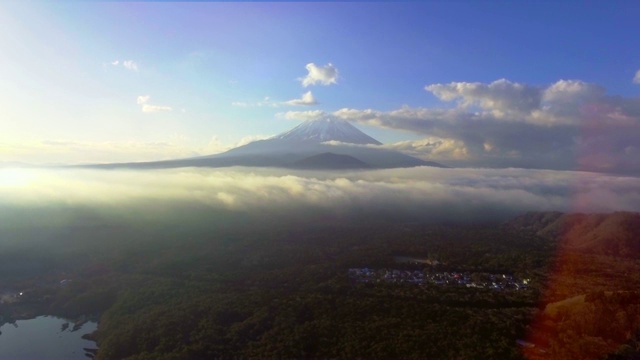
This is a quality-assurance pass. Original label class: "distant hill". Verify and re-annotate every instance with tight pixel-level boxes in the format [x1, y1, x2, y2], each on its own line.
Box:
[506, 211, 640, 257]
[290, 152, 371, 170]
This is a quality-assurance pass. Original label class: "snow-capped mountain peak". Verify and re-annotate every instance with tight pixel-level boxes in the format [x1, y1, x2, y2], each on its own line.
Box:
[273, 118, 382, 145]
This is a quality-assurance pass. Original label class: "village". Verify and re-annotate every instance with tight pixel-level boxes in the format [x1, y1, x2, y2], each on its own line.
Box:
[348, 268, 530, 291]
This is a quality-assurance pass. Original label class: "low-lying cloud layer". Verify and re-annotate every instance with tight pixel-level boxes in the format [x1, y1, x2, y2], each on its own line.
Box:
[1, 167, 639, 225]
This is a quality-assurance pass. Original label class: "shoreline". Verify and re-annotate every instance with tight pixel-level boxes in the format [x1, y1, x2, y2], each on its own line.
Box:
[0, 315, 99, 358]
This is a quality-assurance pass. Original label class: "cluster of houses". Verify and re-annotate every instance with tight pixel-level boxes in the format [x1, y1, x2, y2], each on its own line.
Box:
[348, 268, 529, 291]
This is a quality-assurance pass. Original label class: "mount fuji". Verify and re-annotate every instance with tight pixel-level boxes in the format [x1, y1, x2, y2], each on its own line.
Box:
[92, 118, 446, 170]
[274, 118, 382, 145]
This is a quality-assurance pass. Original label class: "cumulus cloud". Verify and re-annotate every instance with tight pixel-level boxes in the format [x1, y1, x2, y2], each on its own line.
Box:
[123, 60, 138, 72]
[308, 79, 640, 174]
[322, 136, 469, 162]
[137, 95, 172, 113]
[300, 63, 338, 87]
[424, 79, 615, 126]
[235, 134, 273, 147]
[427, 79, 542, 116]
[542, 79, 604, 104]
[110, 59, 138, 71]
[136, 95, 150, 105]
[276, 110, 326, 121]
[1, 167, 639, 224]
[634, 70, 640, 84]
[285, 91, 318, 106]
[381, 137, 469, 160]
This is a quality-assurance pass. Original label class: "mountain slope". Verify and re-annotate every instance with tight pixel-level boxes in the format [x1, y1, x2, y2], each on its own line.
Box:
[88, 118, 446, 170]
[273, 118, 382, 145]
[505, 211, 640, 257]
[290, 152, 371, 170]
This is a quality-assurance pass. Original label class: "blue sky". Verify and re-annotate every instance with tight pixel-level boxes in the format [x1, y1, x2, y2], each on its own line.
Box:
[1, 1, 639, 171]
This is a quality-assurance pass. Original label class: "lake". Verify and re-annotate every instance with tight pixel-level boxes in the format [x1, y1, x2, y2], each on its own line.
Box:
[0, 316, 98, 359]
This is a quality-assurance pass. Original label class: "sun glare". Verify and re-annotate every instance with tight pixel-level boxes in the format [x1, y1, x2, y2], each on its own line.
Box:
[0, 168, 36, 187]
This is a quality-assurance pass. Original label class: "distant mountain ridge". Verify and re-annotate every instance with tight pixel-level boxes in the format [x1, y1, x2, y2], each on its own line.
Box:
[87, 118, 446, 170]
[506, 211, 640, 258]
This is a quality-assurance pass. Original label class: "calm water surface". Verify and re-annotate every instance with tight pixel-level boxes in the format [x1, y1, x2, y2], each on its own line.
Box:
[0, 316, 97, 360]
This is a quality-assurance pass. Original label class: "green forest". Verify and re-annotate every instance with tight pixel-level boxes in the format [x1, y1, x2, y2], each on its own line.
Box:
[2, 212, 640, 359]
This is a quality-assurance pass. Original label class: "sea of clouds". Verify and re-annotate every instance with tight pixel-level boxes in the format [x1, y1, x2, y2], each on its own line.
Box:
[1, 166, 639, 226]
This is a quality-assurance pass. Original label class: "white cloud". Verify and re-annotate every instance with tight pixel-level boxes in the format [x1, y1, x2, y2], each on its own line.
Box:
[137, 95, 150, 105]
[300, 63, 338, 87]
[324, 136, 470, 162]
[276, 110, 326, 121]
[383, 137, 469, 160]
[136, 95, 172, 113]
[285, 91, 318, 106]
[324, 78, 640, 174]
[426, 78, 542, 120]
[202, 136, 228, 155]
[110, 59, 139, 71]
[142, 104, 173, 113]
[123, 60, 139, 72]
[634, 69, 640, 84]
[235, 134, 273, 147]
[2, 168, 640, 223]
[424, 79, 629, 127]
[542, 79, 604, 103]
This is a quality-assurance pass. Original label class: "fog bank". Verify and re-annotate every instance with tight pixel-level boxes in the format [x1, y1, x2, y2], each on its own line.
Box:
[1, 166, 639, 226]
